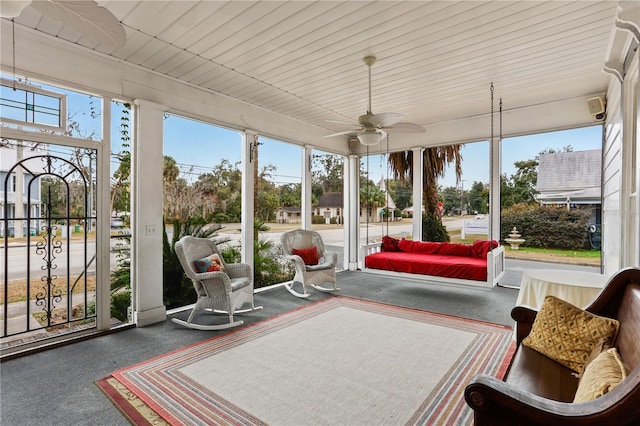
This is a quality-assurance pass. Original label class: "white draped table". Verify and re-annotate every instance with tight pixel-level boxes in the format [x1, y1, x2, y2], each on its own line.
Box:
[516, 269, 610, 310]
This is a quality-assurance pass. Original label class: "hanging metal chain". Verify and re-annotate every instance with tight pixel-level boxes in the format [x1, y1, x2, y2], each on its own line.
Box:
[386, 133, 390, 236]
[365, 145, 370, 244]
[489, 82, 494, 240]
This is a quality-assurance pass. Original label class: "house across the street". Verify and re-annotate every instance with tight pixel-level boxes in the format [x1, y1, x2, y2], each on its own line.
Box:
[535, 149, 602, 225]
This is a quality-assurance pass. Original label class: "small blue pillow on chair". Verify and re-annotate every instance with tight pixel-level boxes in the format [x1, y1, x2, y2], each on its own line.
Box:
[193, 254, 226, 273]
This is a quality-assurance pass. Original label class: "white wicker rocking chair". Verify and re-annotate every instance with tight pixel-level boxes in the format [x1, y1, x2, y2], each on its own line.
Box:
[173, 236, 262, 330]
[280, 229, 340, 298]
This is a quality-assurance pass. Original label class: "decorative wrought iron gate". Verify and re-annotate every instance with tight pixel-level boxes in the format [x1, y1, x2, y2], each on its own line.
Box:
[2, 147, 97, 344]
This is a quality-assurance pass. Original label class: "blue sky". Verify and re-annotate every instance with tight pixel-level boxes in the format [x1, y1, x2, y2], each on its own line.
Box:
[161, 114, 603, 189]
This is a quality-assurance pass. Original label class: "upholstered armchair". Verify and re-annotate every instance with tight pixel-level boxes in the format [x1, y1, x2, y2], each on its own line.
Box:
[280, 229, 339, 298]
[173, 236, 262, 330]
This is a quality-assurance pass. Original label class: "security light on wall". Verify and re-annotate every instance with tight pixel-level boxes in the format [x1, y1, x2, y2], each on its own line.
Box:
[587, 96, 606, 120]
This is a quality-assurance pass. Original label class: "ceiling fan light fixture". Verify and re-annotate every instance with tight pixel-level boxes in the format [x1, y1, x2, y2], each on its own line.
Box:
[358, 130, 384, 146]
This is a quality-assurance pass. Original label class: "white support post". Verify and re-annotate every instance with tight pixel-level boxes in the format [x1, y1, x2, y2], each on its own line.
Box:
[302, 146, 313, 229]
[131, 99, 166, 327]
[412, 147, 423, 241]
[489, 134, 501, 242]
[96, 97, 112, 330]
[241, 131, 257, 268]
[347, 154, 360, 270]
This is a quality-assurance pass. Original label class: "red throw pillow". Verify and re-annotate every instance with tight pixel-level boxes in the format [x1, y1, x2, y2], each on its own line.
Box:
[410, 241, 442, 254]
[472, 240, 499, 258]
[292, 246, 319, 265]
[381, 236, 400, 252]
[435, 242, 473, 257]
[397, 238, 414, 252]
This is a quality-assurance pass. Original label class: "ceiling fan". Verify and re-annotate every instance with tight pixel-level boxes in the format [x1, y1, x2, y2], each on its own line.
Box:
[325, 55, 425, 145]
[1, 0, 126, 49]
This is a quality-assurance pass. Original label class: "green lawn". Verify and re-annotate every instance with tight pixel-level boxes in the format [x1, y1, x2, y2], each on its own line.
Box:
[502, 246, 601, 259]
[450, 236, 601, 260]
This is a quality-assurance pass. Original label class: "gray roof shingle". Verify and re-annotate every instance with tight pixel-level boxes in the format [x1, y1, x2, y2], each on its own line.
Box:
[536, 150, 601, 191]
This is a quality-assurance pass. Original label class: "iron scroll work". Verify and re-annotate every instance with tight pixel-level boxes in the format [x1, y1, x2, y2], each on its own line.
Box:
[2, 152, 97, 339]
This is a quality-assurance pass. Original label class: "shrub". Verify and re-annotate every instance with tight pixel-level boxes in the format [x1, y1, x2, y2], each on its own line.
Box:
[311, 215, 325, 224]
[501, 204, 590, 249]
[253, 240, 294, 288]
[422, 213, 450, 242]
[251, 219, 294, 288]
[110, 290, 131, 322]
[219, 244, 241, 264]
[213, 213, 230, 223]
[110, 230, 131, 321]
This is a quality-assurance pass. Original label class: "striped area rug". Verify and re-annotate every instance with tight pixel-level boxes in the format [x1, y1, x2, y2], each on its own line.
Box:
[98, 297, 515, 425]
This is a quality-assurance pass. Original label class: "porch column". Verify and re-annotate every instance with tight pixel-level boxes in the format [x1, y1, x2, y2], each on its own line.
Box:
[412, 147, 423, 241]
[96, 97, 112, 330]
[302, 146, 313, 229]
[131, 99, 166, 326]
[346, 154, 360, 270]
[241, 131, 257, 267]
[489, 131, 501, 241]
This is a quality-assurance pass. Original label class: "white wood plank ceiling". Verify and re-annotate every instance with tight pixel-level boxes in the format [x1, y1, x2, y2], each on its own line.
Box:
[9, 1, 621, 142]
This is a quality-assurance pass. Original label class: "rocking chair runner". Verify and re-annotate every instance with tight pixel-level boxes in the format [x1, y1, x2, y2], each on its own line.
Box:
[173, 236, 262, 330]
[280, 229, 340, 298]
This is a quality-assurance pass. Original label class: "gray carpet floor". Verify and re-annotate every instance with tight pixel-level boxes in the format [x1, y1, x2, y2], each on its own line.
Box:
[0, 260, 599, 426]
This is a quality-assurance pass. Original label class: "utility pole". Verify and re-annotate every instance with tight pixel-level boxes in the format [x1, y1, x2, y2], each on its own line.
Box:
[460, 179, 465, 216]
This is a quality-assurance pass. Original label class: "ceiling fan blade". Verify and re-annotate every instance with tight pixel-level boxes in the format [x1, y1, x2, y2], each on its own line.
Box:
[324, 130, 358, 138]
[326, 119, 360, 127]
[369, 112, 404, 128]
[31, 0, 126, 48]
[385, 122, 426, 134]
[0, 1, 33, 18]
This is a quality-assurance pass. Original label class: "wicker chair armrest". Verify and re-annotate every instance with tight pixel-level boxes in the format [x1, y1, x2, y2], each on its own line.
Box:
[284, 254, 307, 270]
[224, 263, 252, 279]
[323, 251, 338, 266]
[193, 271, 232, 294]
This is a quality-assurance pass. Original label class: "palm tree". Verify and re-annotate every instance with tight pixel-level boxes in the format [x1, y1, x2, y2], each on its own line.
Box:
[388, 145, 463, 241]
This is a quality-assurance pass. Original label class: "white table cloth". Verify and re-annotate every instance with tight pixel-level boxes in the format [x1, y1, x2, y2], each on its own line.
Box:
[516, 269, 610, 310]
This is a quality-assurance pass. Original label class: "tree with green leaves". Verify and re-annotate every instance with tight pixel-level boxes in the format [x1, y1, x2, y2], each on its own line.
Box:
[468, 181, 489, 214]
[312, 153, 344, 193]
[256, 164, 279, 222]
[438, 185, 461, 215]
[359, 172, 385, 221]
[163, 159, 218, 222]
[386, 179, 412, 210]
[389, 145, 463, 241]
[389, 146, 463, 215]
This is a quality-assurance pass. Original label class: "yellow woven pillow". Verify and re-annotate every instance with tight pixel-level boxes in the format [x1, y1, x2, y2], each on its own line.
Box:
[574, 348, 628, 402]
[522, 295, 619, 374]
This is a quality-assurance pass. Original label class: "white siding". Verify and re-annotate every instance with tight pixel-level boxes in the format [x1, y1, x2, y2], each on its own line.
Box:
[620, 51, 639, 267]
[602, 78, 622, 275]
[602, 45, 640, 274]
